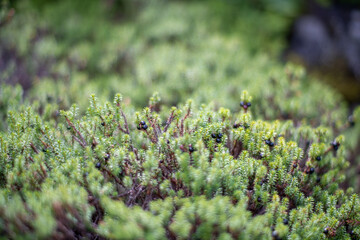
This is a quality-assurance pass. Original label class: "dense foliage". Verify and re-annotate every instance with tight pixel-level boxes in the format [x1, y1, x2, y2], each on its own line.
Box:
[1, 0, 360, 239]
[0, 90, 360, 239]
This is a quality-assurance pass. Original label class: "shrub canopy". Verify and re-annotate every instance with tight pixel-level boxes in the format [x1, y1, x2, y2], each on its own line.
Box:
[0, 0, 360, 239]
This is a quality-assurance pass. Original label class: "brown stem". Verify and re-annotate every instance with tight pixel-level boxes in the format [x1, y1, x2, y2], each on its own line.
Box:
[145, 129, 157, 144]
[324, 146, 333, 155]
[119, 107, 130, 134]
[103, 168, 124, 187]
[164, 109, 175, 133]
[64, 116, 87, 147]
[117, 124, 128, 134]
[72, 135, 86, 148]
[180, 106, 191, 136]
[30, 143, 39, 154]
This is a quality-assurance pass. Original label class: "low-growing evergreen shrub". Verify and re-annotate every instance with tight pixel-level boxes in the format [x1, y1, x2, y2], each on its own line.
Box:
[0, 84, 23, 130]
[0, 90, 359, 239]
[1, 1, 360, 239]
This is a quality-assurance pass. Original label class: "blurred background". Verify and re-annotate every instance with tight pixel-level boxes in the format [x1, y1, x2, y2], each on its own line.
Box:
[1, 0, 359, 105]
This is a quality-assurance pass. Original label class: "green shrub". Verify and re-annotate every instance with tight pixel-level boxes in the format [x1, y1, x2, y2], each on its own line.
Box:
[1, 1, 360, 238]
[0, 90, 359, 239]
[0, 84, 23, 130]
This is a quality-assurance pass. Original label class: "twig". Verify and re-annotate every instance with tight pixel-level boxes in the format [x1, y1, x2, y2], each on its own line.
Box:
[81, 123, 98, 147]
[117, 123, 128, 134]
[72, 135, 86, 148]
[30, 143, 39, 154]
[164, 109, 175, 133]
[324, 146, 333, 155]
[39, 163, 48, 178]
[64, 116, 87, 147]
[146, 116, 159, 143]
[103, 168, 124, 187]
[145, 129, 157, 144]
[126, 185, 144, 206]
[116, 103, 130, 134]
[180, 106, 191, 136]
